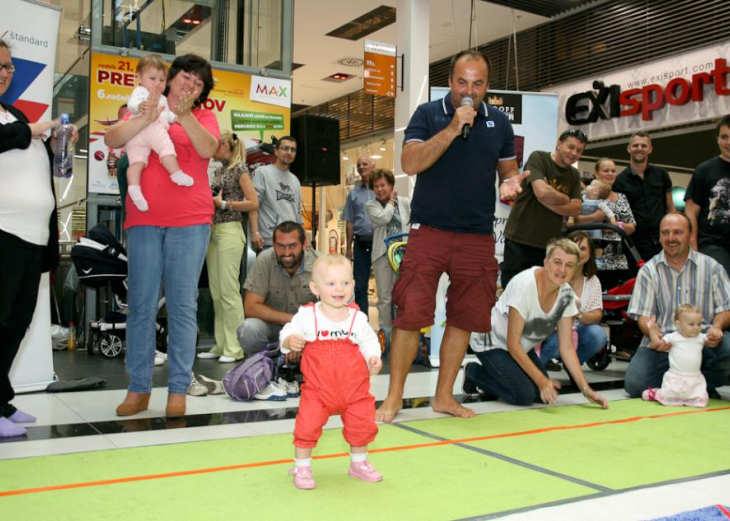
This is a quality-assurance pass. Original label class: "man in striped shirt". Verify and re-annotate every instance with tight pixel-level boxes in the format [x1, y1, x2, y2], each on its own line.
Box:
[624, 212, 730, 398]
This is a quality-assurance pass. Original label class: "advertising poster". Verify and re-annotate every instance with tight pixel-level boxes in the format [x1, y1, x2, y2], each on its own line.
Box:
[0, 0, 58, 123]
[2, 0, 60, 392]
[88, 52, 291, 194]
[548, 41, 730, 140]
[427, 87, 558, 365]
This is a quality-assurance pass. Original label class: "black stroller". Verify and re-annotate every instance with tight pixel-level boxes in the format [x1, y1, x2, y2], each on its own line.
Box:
[71, 225, 167, 358]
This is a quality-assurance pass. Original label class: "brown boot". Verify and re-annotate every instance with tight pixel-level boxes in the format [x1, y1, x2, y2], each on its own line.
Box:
[116, 392, 151, 417]
[166, 393, 186, 418]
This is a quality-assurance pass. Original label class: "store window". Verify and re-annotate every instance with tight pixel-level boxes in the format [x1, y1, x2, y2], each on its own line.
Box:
[99, 0, 285, 70]
[317, 135, 395, 255]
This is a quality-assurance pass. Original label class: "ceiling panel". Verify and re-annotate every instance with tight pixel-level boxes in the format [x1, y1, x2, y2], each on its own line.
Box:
[480, 0, 598, 18]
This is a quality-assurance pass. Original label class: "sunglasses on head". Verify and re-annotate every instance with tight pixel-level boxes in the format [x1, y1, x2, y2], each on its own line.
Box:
[561, 128, 588, 142]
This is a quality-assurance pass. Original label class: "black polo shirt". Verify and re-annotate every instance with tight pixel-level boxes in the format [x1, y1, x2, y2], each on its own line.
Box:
[403, 95, 516, 234]
[613, 164, 672, 257]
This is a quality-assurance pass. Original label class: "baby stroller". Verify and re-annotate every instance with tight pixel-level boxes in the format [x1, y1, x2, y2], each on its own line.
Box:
[566, 223, 645, 371]
[377, 233, 429, 366]
[71, 224, 167, 358]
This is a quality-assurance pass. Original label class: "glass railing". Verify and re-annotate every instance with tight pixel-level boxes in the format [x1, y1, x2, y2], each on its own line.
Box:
[97, 0, 286, 71]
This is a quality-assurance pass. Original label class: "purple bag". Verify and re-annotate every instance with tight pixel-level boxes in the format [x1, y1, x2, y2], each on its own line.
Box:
[222, 343, 280, 401]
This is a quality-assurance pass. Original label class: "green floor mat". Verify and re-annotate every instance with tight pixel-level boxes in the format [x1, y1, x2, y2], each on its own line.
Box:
[1, 399, 728, 521]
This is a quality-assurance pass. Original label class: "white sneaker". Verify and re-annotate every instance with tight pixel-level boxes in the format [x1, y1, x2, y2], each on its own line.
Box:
[195, 373, 225, 395]
[154, 350, 167, 366]
[278, 378, 300, 398]
[218, 355, 240, 363]
[197, 351, 220, 359]
[254, 380, 287, 401]
[187, 373, 208, 396]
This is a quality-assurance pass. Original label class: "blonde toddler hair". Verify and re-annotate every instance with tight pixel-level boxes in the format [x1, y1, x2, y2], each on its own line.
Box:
[675, 303, 701, 322]
[588, 179, 612, 199]
[312, 254, 353, 280]
[136, 53, 167, 75]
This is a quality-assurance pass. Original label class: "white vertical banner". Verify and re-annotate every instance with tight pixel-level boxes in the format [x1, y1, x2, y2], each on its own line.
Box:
[427, 88, 559, 366]
[10, 274, 55, 393]
[0, 0, 60, 123]
[2, 0, 61, 392]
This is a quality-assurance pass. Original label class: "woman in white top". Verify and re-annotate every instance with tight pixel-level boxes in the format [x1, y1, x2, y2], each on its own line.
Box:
[0, 39, 77, 437]
[465, 238, 608, 408]
[537, 231, 608, 367]
[364, 168, 410, 337]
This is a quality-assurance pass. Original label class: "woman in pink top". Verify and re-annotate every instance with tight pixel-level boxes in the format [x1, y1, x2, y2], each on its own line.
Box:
[104, 54, 220, 418]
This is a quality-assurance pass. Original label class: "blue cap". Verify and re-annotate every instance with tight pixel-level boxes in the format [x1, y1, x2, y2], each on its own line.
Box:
[60, 113, 69, 124]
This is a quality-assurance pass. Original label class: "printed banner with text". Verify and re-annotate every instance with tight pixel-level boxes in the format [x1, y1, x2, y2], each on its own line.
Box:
[89, 53, 291, 194]
[2, 0, 60, 393]
[0, 0, 59, 123]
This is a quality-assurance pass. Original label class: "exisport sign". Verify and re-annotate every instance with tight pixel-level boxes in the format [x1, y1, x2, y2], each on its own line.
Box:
[566, 58, 730, 124]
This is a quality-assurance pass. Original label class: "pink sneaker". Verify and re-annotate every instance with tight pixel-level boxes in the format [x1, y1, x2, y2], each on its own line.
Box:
[642, 387, 658, 402]
[348, 460, 383, 483]
[288, 466, 316, 490]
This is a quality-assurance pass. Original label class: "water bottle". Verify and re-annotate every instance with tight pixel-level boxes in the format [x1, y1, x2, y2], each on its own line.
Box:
[67, 322, 76, 351]
[53, 113, 74, 178]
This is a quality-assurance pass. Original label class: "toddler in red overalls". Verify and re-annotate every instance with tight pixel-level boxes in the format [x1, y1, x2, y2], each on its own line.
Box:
[281, 254, 382, 490]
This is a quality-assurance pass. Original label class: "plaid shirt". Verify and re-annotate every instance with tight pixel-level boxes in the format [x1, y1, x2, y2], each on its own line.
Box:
[627, 249, 730, 348]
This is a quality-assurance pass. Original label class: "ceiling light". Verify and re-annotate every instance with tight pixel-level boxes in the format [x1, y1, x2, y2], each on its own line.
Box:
[323, 73, 354, 82]
[379, 140, 387, 151]
[326, 6, 396, 41]
[369, 154, 382, 159]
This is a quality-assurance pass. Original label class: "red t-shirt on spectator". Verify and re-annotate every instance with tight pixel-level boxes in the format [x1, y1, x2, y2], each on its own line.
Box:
[123, 108, 220, 229]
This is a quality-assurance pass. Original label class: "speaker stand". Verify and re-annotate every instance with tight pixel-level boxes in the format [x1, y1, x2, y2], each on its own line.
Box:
[310, 182, 317, 250]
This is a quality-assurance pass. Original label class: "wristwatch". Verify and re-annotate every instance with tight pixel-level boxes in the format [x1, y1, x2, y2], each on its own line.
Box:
[221, 200, 227, 211]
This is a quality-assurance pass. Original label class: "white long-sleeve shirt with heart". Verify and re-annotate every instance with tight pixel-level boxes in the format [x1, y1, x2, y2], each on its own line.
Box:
[280, 303, 381, 362]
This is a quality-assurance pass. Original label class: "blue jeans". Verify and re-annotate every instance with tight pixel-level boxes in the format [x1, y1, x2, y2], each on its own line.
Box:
[467, 349, 548, 406]
[126, 224, 210, 394]
[624, 331, 730, 397]
[538, 324, 608, 366]
[353, 239, 372, 317]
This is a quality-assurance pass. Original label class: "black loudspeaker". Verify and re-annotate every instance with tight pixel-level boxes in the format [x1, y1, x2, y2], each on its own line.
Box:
[290, 115, 341, 186]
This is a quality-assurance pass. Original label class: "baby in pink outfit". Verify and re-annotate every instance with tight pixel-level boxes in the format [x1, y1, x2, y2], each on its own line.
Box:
[125, 54, 193, 211]
[642, 304, 714, 408]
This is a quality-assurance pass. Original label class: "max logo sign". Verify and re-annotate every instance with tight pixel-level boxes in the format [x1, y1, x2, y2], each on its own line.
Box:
[255, 84, 288, 97]
[566, 58, 730, 124]
[250, 76, 291, 108]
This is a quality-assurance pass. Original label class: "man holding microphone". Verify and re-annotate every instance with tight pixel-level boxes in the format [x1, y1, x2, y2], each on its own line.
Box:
[376, 50, 528, 422]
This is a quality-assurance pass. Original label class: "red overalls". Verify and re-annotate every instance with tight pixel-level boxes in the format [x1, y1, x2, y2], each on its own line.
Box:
[293, 303, 378, 449]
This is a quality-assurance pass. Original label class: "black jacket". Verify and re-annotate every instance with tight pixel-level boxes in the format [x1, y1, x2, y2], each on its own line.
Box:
[0, 101, 60, 272]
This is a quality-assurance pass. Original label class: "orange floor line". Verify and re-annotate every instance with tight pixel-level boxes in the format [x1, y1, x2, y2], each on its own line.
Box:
[0, 458, 294, 497]
[2, 404, 729, 498]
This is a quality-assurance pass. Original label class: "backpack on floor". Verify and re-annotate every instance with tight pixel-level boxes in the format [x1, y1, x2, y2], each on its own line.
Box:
[222, 343, 280, 401]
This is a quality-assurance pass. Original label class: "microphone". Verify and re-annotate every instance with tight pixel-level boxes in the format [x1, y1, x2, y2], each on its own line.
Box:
[461, 97, 474, 139]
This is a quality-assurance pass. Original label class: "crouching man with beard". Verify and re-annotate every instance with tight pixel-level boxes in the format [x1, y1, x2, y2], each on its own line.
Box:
[237, 221, 321, 366]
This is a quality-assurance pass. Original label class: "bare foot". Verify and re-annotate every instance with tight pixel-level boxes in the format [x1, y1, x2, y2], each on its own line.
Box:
[375, 396, 403, 423]
[432, 396, 476, 418]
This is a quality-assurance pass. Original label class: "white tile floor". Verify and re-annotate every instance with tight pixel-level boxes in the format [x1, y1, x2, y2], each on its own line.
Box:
[3, 359, 729, 519]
